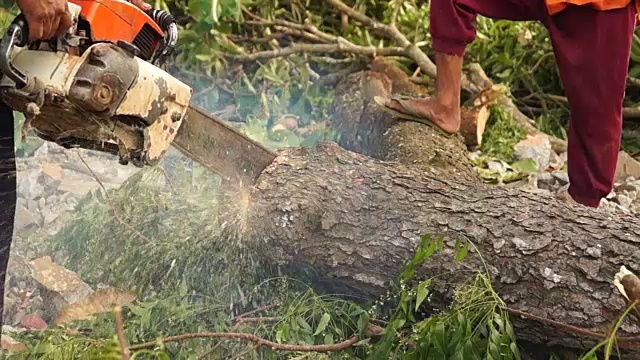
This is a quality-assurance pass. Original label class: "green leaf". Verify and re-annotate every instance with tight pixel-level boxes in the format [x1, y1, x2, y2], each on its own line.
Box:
[241, 74, 257, 95]
[493, 315, 504, 332]
[194, 54, 212, 61]
[415, 279, 431, 312]
[297, 317, 313, 332]
[313, 313, 331, 336]
[437, 235, 445, 250]
[454, 239, 469, 262]
[509, 342, 520, 357]
[211, 0, 219, 23]
[511, 158, 539, 174]
[433, 322, 447, 355]
[504, 318, 516, 340]
[488, 342, 501, 359]
[324, 333, 334, 345]
[423, 236, 438, 258]
[357, 311, 370, 334]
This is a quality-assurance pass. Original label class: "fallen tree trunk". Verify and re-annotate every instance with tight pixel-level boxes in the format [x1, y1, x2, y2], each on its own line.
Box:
[234, 59, 640, 356]
[327, 59, 478, 181]
[245, 142, 640, 356]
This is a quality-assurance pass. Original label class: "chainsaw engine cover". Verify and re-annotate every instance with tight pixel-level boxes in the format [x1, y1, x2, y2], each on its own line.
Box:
[0, 42, 192, 166]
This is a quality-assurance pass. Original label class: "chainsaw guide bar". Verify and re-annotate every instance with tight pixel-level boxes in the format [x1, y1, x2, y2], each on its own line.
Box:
[173, 104, 277, 184]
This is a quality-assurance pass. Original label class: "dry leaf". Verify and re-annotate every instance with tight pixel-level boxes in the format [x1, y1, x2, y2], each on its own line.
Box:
[1, 335, 26, 352]
[19, 313, 47, 330]
[41, 163, 62, 180]
[54, 288, 137, 326]
[614, 266, 640, 304]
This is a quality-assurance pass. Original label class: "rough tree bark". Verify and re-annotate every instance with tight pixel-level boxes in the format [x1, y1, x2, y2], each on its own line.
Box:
[247, 142, 640, 355]
[238, 59, 640, 356]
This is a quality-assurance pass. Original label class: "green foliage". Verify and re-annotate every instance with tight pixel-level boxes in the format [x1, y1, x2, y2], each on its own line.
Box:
[628, 33, 640, 79]
[367, 234, 520, 360]
[6, 293, 228, 359]
[7, 208, 617, 360]
[468, 19, 559, 98]
[480, 105, 527, 162]
[44, 162, 269, 304]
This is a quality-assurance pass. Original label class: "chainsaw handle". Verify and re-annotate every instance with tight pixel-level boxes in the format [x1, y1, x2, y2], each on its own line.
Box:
[143, 8, 178, 62]
[8, 15, 29, 47]
[0, 16, 29, 89]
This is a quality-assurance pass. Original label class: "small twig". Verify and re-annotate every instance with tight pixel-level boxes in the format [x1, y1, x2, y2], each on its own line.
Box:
[114, 307, 130, 360]
[536, 93, 640, 119]
[234, 304, 280, 320]
[408, 77, 432, 86]
[311, 56, 358, 64]
[229, 43, 405, 62]
[529, 52, 553, 73]
[389, 0, 401, 28]
[231, 344, 258, 360]
[197, 307, 281, 359]
[129, 332, 360, 352]
[628, 76, 640, 87]
[234, 316, 281, 328]
[325, 0, 438, 79]
[274, 26, 326, 43]
[228, 32, 286, 44]
[240, 8, 405, 62]
[504, 307, 640, 344]
[300, 20, 341, 44]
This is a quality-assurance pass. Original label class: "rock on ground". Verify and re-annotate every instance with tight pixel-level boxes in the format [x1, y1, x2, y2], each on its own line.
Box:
[5, 140, 190, 330]
[514, 133, 553, 172]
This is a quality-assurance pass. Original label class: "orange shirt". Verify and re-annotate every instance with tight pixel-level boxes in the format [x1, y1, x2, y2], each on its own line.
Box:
[546, 0, 640, 21]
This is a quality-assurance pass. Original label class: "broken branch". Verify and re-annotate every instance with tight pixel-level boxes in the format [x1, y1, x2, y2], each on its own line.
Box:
[229, 43, 405, 62]
[129, 332, 361, 353]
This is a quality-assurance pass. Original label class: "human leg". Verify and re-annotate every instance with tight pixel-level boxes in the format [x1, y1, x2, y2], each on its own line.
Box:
[546, 4, 635, 207]
[0, 101, 16, 330]
[378, 0, 547, 133]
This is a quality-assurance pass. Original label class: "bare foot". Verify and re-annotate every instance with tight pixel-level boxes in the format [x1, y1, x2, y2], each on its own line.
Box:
[385, 97, 460, 134]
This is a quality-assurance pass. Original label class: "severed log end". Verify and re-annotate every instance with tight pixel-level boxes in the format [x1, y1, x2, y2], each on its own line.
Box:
[466, 62, 568, 154]
[459, 105, 489, 151]
[458, 84, 502, 151]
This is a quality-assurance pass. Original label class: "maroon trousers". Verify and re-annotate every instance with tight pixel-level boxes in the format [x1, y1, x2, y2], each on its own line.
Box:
[431, 0, 636, 207]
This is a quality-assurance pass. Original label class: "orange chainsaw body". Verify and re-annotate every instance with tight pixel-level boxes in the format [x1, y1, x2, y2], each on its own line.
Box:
[0, 0, 187, 167]
[70, 0, 165, 60]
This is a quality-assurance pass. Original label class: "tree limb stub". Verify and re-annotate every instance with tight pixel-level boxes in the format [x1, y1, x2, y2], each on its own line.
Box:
[241, 0, 568, 154]
[244, 142, 640, 355]
[324, 0, 570, 154]
[465, 64, 568, 154]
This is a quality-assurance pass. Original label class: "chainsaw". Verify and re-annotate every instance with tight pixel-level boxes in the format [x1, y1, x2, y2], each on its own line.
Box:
[0, 0, 276, 183]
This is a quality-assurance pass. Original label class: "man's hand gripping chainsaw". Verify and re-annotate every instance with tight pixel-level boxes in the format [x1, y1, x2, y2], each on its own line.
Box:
[0, 0, 192, 167]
